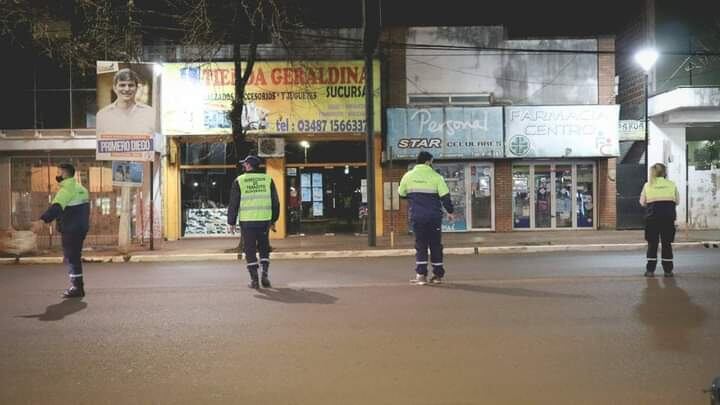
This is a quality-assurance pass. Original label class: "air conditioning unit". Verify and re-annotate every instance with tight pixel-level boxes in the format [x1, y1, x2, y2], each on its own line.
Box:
[257, 137, 285, 157]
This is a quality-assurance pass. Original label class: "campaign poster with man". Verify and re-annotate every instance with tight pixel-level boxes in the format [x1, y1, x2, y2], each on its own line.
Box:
[96, 62, 158, 161]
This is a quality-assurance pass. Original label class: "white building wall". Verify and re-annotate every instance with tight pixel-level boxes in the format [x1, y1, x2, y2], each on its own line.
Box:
[647, 121, 687, 226]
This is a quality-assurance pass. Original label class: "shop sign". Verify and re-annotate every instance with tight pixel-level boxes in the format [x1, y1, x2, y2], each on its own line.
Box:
[619, 120, 645, 141]
[386, 107, 504, 159]
[161, 61, 381, 135]
[505, 105, 619, 158]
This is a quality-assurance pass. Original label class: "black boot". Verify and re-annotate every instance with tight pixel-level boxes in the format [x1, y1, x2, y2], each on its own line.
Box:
[261, 268, 271, 288]
[63, 278, 85, 298]
[662, 261, 674, 277]
[248, 267, 260, 289]
[645, 260, 656, 277]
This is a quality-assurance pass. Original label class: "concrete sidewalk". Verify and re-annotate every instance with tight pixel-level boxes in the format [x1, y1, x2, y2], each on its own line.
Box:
[2, 229, 719, 265]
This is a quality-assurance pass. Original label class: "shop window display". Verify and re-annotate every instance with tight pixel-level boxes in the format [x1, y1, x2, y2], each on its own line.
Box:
[433, 163, 467, 231]
[576, 164, 594, 228]
[181, 170, 236, 236]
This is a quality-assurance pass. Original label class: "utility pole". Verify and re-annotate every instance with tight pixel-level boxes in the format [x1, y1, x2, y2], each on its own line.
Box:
[363, 0, 380, 246]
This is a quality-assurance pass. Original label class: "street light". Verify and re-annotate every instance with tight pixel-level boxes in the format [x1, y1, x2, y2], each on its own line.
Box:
[300, 140, 310, 164]
[635, 47, 659, 181]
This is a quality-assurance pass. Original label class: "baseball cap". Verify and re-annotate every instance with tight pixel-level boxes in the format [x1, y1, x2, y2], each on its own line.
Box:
[240, 155, 262, 167]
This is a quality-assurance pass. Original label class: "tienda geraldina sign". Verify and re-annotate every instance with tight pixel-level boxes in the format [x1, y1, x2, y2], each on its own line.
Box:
[161, 61, 381, 135]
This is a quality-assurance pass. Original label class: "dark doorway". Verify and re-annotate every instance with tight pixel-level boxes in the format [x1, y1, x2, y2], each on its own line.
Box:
[617, 141, 647, 229]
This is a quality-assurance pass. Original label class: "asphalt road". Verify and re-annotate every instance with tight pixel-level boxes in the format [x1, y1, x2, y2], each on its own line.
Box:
[1, 249, 719, 404]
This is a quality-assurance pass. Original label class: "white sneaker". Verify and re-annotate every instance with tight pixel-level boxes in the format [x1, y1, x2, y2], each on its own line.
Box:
[430, 275, 443, 284]
[411, 274, 427, 285]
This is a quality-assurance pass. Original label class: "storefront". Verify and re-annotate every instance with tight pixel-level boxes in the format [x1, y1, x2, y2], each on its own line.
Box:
[383, 105, 619, 233]
[160, 60, 382, 240]
[384, 106, 504, 232]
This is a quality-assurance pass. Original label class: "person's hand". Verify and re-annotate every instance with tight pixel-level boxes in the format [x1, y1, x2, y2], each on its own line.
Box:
[270, 223, 277, 233]
[447, 213, 456, 222]
[31, 220, 45, 234]
[228, 224, 237, 234]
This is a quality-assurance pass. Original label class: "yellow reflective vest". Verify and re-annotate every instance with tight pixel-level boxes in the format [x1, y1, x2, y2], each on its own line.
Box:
[237, 173, 273, 222]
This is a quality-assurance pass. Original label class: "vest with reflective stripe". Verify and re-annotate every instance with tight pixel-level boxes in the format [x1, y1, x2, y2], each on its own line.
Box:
[53, 178, 90, 209]
[237, 173, 272, 222]
[398, 164, 450, 222]
[644, 178, 677, 203]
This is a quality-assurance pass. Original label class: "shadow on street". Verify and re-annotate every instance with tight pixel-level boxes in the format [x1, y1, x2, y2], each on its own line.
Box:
[254, 288, 338, 304]
[636, 278, 708, 352]
[435, 283, 591, 299]
[17, 299, 87, 321]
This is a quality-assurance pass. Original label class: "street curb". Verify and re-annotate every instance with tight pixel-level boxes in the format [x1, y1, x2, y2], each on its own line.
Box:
[128, 253, 239, 263]
[3, 241, 718, 265]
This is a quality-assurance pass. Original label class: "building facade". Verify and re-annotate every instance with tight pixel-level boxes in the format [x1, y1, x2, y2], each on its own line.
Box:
[381, 26, 619, 235]
[616, 0, 720, 230]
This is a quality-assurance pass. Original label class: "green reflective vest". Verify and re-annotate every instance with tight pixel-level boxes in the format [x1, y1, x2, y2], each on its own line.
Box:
[237, 173, 272, 222]
[53, 178, 89, 209]
[643, 177, 678, 204]
[397, 164, 450, 198]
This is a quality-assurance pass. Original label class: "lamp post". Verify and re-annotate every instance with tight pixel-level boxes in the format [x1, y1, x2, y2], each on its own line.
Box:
[300, 140, 310, 164]
[634, 47, 659, 181]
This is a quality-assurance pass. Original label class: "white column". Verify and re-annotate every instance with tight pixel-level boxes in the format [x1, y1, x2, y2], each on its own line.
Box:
[648, 121, 687, 226]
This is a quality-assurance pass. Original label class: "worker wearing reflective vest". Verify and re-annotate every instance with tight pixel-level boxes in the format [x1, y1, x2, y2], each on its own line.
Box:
[227, 155, 280, 289]
[398, 151, 454, 285]
[639, 163, 679, 277]
[31, 163, 90, 298]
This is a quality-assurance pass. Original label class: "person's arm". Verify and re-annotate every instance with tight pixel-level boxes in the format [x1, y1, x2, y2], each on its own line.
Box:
[674, 186, 680, 205]
[398, 174, 408, 199]
[639, 184, 647, 207]
[33, 188, 70, 233]
[40, 187, 73, 223]
[39, 204, 63, 224]
[227, 179, 241, 231]
[270, 179, 280, 224]
[437, 176, 454, 214]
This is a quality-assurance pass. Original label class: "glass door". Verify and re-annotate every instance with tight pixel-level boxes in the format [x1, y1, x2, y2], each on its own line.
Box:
[512, 165, 531, 229]
[554, 165, 573, 228]
[512, 162, 596, 230]
[534, 165, 552, 228]
[470, 164, 493, 229]
[576, 164, 595, 228]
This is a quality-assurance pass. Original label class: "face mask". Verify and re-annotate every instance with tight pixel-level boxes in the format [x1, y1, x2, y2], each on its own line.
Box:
[55, 175, 65, 183]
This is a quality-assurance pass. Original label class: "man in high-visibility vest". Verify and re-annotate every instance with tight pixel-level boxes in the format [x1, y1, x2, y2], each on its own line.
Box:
[31, 163, 90, 298]
[639, 163, 679, 277]
[227, 155, 280, 289]
[398, 151, 454, 285]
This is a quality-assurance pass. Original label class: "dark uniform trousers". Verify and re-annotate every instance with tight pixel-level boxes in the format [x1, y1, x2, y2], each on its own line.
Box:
[62, 232, 87, 283]
[413, 219, 445, 277]
[645, 218, 675, 273]
[241, 224, 270, 274]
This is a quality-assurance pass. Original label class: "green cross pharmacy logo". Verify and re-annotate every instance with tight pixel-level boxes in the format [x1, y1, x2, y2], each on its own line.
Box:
[508, 135, 531, 156]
